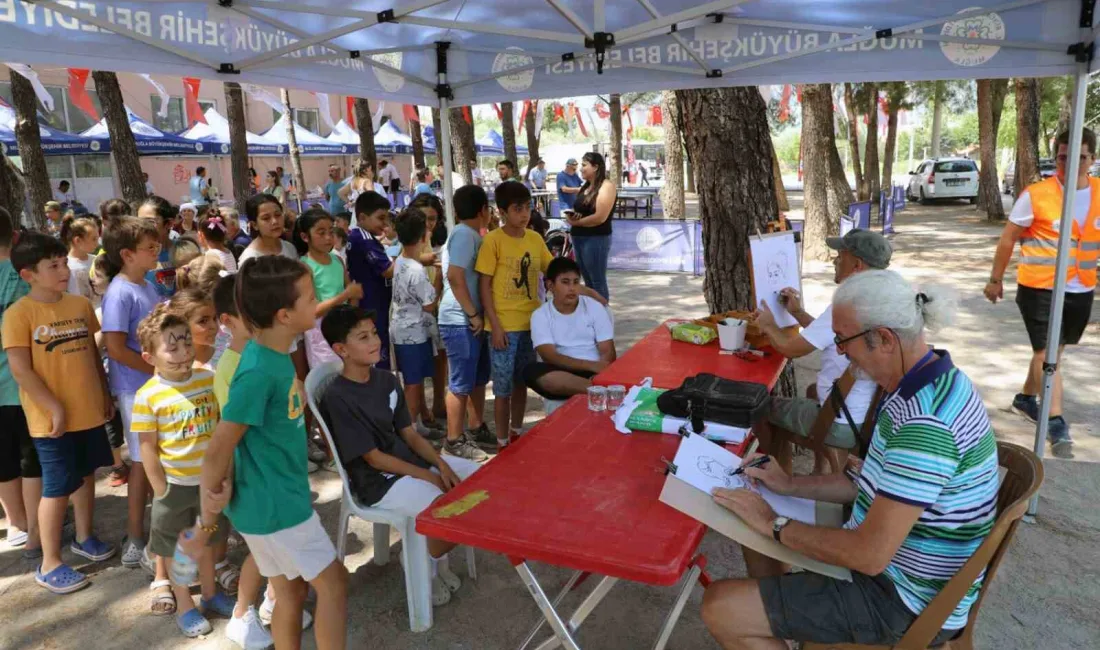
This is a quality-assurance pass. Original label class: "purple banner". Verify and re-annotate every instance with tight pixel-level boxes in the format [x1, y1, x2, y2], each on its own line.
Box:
[848, 201, 871, 230]
[893, 185, 905, 211]
[883, 194, 895, 234]
[607, 220, 702, 275]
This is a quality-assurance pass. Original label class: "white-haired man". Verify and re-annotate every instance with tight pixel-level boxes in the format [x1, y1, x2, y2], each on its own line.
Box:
[702, 270, 1000, 649]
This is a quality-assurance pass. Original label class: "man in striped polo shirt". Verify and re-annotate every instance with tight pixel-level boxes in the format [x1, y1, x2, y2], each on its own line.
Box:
[702, 270, 1000, 649]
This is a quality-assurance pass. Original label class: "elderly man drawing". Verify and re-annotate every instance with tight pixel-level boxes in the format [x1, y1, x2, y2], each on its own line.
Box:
[701, 270, 1000, 649]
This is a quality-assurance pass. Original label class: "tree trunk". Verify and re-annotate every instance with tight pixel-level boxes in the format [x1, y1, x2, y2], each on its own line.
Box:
[931, 81, 945, 158]
[861, 83, 880, 203]
[658, 91, 685, 220]
[224, 82, 251, 213]
[677, 86, 795, 397]
[1056, 78, 1072, 138]
[354, 98, 377, 175]
[843, 83, 864, 198]
[977, 79, 1010, 216]
[431, 107, 448, 168]
[501, 102, 518, 164]
[802, 84, 855, 261]
[448, 107, 476, 185]
[771, 145, 790, 212]
[409, 116, 425, 170]
[0, 155, 26, 224]
[1014, 79, 1042, 197]
[281, 89, 306, 211]
[9, 69, 51, 229]
[93, 71, 145, 206]
[524, 103, 540, 175]
[609, 94, 623, 188]
[881, 102, 899, 193]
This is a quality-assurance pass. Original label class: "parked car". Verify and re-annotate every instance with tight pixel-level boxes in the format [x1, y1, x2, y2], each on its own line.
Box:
[1003, 159, 1057, 195]
[907, 157, 979, 205]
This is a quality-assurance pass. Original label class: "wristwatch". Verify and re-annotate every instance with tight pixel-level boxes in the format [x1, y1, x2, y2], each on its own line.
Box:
[772, 516, 792, 542]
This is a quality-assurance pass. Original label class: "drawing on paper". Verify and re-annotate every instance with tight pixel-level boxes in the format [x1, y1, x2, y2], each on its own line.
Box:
[696, 456, 750, 490]
[750, 232, 800, 328]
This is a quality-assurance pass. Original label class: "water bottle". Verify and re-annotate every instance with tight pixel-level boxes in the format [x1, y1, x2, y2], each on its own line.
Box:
[170, 529, 200, 586]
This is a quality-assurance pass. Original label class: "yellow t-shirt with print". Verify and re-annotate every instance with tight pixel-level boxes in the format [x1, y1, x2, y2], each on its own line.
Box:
[130, 369, 220, 486]
[474, 228, 554, 332]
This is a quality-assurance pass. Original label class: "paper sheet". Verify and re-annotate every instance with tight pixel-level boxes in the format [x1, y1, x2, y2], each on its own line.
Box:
[750, 232, 800, 328]
[672, 433, 817, 525]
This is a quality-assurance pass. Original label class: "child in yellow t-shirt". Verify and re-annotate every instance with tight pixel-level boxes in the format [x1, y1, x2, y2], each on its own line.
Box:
[130, 303, 231, 637]
[475, 182, 554, 449]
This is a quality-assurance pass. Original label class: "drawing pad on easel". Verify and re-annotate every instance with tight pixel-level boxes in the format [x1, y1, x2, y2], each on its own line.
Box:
[749, 232, 800, 328]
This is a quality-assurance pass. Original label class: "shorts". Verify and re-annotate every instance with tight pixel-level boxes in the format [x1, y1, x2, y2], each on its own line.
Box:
[372, 457, 481, 517]
[522, 362, 595, 401]
[394, 340, 435, 385]
[1016, 285, 1094, 351]
[768, 397, 859, 449]
[439, 325, 490, 395]
[119, 391, 142, 463]
[0, 405, 42, 482]
[389, 179, 401, 195]
[240, 511, 336, 582]
[33, 425, 113, 498]
[305, 321, 341, 369]
[149, 483, 229, 558]
[104, 408, 124, 450]
[490, 331, 536, 397]
[758, 571, 959, 647]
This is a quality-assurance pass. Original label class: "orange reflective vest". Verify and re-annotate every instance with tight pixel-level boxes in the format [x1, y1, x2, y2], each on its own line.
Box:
[1017, 176, 1100, 290]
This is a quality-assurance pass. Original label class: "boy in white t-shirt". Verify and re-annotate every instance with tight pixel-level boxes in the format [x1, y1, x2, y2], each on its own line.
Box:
[523, 258, 615, 400]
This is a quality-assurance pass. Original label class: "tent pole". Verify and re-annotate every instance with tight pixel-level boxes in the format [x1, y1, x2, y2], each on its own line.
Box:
[437, 43, 456, 229]
[1028, 54, 1090, 518]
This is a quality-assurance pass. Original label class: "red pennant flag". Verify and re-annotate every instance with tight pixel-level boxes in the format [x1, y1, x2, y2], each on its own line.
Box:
[403, 104, 420, 123]
[778, 85, 792, 123]
[462, 106, 472, 124]
[623, 104, 633, 136]
[492, 103, 503, 121]
[67, 69, 99, 122]
[182, 77, 206, 125]
[574, 105, 589, 138]
[553, 102, 565, 122]
[594, 102, 610, 119]
[517, 100, 530, 136]
[649, 106, 663, 126]
[347, 96, 356, 129]
[796, 85, 803, 103]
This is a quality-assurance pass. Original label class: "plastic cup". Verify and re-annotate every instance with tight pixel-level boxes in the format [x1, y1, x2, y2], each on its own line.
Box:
[607, 385, 626, 410]
[587, 386, 608, 412]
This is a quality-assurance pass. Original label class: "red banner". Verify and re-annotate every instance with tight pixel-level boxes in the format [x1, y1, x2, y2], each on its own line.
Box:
[462, 106, 472, 124]
[623, 104, 633, 136]
[346, 96, 356, 129]
[492, 103, 503, 121]
[778, 85, 792, 123]
[517, 100, 530, 136]
[594, 102, 610, 119]
[67, 69, 98, 122]
[573, 103, 589, 138]
[552, 102, 565, 122]
[648, 106, 662, 126]
[182, 77, 206, 125]
[403, 104, 420, 123]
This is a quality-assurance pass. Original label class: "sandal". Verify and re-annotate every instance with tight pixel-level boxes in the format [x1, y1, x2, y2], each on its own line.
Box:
[107, 463, 130, 487]
[176, 608, 212, 638]
[215, 560, 241, 595]
[35, 563, 89, 594]
[200, 591, 236, 618]
[149, 580, 177, 616]
[6, 529, 28, 548]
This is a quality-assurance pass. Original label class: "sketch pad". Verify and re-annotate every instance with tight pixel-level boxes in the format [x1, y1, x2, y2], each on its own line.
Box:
[750, 231, 801, 329]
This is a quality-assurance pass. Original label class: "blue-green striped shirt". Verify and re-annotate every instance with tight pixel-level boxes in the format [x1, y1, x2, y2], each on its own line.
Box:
[845, 350, 999, 630]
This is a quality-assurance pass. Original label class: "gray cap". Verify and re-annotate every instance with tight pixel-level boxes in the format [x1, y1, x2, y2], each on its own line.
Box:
[825, 228, 892, 268]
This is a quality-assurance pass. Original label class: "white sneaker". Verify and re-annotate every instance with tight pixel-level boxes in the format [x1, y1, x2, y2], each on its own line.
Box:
[226, 606, 273, 649]
[258, 596, 313, 630]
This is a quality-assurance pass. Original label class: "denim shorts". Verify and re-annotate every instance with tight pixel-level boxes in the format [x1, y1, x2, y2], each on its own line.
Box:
[394, 340, 435, 385]
[33, 425, 114, 498]
[489, 330, 536, 397]
[440, 325, 491, 395]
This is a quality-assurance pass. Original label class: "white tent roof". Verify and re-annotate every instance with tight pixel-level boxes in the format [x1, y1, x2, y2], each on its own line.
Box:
[181, 107, 286, 155]
[326, 119, 360, 146]
[0, 1, 1091, 106]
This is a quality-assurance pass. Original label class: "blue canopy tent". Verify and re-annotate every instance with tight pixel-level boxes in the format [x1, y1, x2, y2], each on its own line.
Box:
[373, 119, 414, 154]
[476, 129, 528, 156]
[261, 112, 349, 155]
[0, 0, 1094, 583]
[0, 102, 105, 156]
[180, 107, 285, 156]
[80, 107, 212, 155]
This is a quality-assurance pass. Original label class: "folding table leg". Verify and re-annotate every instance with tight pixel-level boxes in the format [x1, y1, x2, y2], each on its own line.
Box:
[518, 570, 586, 650]
[651, 563, 703, 650]
[532, 575, 618, 650]
[515, 563, 582, 650]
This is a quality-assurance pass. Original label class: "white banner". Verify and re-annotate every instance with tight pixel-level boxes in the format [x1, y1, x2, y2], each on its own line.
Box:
[243, 83, 283, 113]
[372, 100, 384, 127]
[140, 73, 170, 118]
[5, 63, 53, 111]
[312, 91, 334, 129]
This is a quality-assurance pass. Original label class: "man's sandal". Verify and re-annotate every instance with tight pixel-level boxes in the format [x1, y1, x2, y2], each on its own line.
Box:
[149, 580, 177, 616]
[215, 560, 240, 595]
[35, 564, 88, 594]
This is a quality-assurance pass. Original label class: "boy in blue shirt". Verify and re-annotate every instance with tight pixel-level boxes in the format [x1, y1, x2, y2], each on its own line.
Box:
[347, 192, 394, 370]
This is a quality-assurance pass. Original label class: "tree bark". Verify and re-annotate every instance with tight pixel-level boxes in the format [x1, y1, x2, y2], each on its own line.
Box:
[881, 102, 899, 194]
[448, 107, 476, 185]
[609, 94, 623, 188]
[9, 69, 51, 229]
[224, 82, 251, 214]
[977, 79, 1010, 216]
[281, 89, 306, 211]
[843, 83, 864, 198]
[93, 71, 145, 207]
[802, 84, 855, 262]
[409, 116, 425, 170]
[524, 103, 540, 175]
[354, 98, 377, 175]
[1056, 78, 1072, 138]
[658, 91, 685, 220]
[771, 145, 790, 212]
[501, 102, 518, 164]
[431, 107, 448, 168]
[0, 155, 26, 224]
[931, 80, 945, 158]
[1014, 79, 1042, 197]
[861, 83, 881, 203]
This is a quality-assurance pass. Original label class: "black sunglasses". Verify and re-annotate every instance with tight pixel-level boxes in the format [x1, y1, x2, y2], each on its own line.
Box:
[833, 328, 874, 348]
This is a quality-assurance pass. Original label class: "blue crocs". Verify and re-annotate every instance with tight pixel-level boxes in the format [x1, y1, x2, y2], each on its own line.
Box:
[70, 535, 117, 562]
[200, 591, 236, 618]
[177, 608, 213, 638]
[35, 564, 89, 594]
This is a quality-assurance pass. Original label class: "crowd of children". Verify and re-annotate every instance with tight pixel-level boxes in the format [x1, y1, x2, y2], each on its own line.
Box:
[0, 174, 612, 648]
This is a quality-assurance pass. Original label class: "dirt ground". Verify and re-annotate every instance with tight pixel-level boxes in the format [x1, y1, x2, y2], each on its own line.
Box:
[2, 198, 1098, 650]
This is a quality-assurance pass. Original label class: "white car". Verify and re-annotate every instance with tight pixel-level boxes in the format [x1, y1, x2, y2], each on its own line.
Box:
[906, 157, 979, 205]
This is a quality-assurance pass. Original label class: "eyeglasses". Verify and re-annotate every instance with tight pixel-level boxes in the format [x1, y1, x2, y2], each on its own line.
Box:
[833, 328, 873, 349]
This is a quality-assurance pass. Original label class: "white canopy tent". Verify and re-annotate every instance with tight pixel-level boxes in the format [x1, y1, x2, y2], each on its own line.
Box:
[0, 0, 1094, 527]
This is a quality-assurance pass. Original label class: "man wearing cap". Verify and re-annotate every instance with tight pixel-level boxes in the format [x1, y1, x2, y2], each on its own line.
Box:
[556, 158, 583, 212]
[754, 228, 893, 467]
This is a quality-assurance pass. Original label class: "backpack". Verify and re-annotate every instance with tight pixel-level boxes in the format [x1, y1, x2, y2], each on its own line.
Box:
[656, 373, 771, 430]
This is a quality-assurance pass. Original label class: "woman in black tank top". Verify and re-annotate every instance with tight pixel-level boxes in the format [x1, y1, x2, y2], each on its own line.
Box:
[566, 152, 617, 300]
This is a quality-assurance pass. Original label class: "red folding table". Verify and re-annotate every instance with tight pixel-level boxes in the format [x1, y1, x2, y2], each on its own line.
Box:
[593, 320, 788, 390]
[417, 396, 711, 650]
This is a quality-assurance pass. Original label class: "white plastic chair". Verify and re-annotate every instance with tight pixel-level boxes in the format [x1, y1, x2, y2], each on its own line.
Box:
[304, 361, 477, 633]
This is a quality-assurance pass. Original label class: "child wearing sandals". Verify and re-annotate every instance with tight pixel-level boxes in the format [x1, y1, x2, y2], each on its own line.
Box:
[131, 302, 235, 636]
